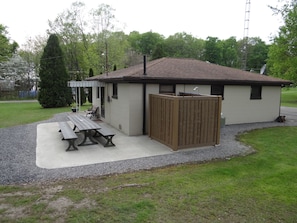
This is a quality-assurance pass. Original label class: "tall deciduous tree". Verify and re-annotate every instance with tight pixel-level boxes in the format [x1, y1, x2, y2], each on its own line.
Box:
[38, 34, 72, 108]
[246, 37, 268, 72]
[268, 1, 297, 82]
[91, 3, 117, 74]
[48, 2, 88, 78]
[128, 31, 164, 56]
[127, 31, 142, 53]
[0, 24, 18, 62]
[139, 31, 164, 56]
[0, 53, 33, 92]
[164, 32, 204, 59]
[220, 36, 239, 68]
[204, 36, 222, 64]
[107, 31, 130, 68]
[48, 2, 123, 75]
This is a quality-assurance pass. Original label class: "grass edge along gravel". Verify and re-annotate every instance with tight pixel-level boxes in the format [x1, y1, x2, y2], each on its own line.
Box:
[0, 126, 296, 222]
[0, 101, 91, 128]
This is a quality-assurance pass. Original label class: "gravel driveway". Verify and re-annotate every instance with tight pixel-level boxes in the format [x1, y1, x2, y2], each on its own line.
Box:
[1, 107, 296, 185]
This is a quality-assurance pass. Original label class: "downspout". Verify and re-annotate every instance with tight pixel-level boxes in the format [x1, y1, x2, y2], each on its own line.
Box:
[142, 55, 147, 135]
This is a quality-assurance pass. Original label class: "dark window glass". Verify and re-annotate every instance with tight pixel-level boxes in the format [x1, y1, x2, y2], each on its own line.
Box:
[97, 87, 100, 98]
[159, 84, 175, 94]
[112, 83, 118, 99]
[250, 85, 262, 100]
[211, 85, 224, 99]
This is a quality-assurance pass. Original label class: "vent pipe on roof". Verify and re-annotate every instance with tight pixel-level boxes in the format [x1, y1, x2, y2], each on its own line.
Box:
[143, 55, 147, 75]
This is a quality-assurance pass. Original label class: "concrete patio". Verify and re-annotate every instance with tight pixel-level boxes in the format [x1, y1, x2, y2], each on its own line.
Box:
[36, 120, 174, 169]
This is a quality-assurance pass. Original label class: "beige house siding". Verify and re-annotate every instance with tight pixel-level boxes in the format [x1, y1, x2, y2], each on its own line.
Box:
[92, 87, 100, 110]
[98, 83, 144, 136]
[222, 85, 281, 125]
[92, 83, 282, 136]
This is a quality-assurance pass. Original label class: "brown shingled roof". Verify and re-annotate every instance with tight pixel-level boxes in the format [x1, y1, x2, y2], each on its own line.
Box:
[87, 57, 291, 86]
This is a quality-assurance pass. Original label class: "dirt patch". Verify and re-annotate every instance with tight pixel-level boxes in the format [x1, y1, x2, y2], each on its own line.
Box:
[48, 197, 74, 211]
[3, 206, 27, 219]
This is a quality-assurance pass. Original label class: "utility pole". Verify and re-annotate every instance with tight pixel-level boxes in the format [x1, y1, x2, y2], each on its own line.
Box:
[241, 0, 251, 71]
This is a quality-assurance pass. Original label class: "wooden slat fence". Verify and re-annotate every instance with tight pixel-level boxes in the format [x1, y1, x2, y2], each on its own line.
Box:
[149, 94, 221, 151]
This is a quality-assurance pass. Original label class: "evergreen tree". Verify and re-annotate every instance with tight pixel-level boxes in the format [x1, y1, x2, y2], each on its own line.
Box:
[38, 34, 72, 108]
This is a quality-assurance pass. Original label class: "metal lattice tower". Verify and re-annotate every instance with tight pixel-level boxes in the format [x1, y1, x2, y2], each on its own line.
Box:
[241, 0, 251, 71]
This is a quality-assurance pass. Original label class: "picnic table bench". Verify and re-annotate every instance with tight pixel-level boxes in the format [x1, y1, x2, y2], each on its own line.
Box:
[58, 122, 78, 151]
[95, 126, 115, 147]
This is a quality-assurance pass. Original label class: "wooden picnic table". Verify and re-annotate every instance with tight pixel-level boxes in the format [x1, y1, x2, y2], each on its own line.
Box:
[68, 114, 101, 146]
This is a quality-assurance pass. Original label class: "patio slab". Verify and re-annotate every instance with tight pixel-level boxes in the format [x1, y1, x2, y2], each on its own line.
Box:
[36, 122, 173, 169]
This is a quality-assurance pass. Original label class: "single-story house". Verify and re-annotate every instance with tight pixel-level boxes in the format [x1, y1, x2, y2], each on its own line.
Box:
[87, 57, 291, 136]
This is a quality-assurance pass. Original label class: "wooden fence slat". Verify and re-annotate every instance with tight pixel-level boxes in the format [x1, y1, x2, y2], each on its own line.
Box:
[149, 94, 221, 150]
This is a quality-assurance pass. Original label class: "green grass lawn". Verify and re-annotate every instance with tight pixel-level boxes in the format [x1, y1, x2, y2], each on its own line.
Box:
[0, 126, 296, 222]
[0, 101, 91, 128]
[0, 96, 296, 222]
[281, 87, 297, 107]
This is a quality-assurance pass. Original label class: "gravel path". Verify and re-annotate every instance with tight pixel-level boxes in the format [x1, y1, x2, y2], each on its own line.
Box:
[1, 109, 296, 185]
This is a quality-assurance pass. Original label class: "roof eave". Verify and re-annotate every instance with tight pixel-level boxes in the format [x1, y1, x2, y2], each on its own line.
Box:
[94, 76, 292, 86]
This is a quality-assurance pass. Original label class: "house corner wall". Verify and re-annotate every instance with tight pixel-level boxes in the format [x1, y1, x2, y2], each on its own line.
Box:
[222, 86, 281, 125]
[103, 83, 144, 136]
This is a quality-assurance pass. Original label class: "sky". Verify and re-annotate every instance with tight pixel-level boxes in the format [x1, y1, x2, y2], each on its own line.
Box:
[0, 0, 283, 47]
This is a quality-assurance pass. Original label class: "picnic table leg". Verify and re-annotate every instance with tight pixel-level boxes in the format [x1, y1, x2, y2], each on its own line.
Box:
[104, 135, 115, 147]
[66, 139, 79, 151]
[78, 130, 98, 146]
[72, 125, 78, 131]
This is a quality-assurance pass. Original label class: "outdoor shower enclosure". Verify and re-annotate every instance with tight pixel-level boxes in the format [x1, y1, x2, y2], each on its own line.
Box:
[149, 94, 221, 151]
